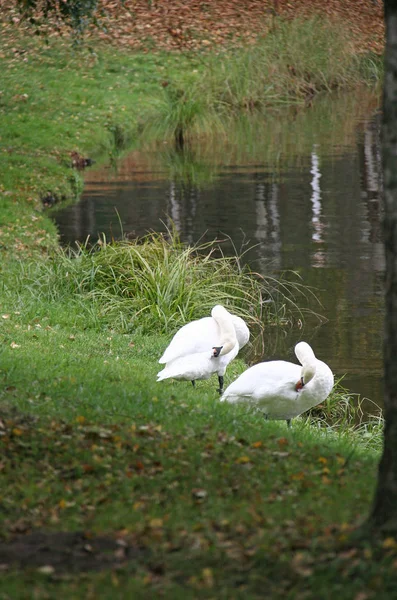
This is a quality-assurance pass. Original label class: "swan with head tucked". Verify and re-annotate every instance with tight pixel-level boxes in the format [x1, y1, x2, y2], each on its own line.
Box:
[157, 305, 250, 393]
[220, 341, 334, 426]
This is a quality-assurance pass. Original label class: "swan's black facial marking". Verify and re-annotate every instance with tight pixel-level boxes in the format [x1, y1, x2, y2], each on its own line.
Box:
[212, 346, 223, 358]
[295, 376, 305, 392]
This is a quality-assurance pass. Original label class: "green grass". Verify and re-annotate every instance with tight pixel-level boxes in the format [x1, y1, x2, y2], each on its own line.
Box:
[2, 230, 317, 337]
[0, 15, 391, 598]
[0, 315, 387, 597]
[0, 266, 387, 596]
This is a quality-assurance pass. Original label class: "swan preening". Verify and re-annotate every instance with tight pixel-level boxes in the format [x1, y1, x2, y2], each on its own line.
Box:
[220, 341, 334, 426]
[157, 305, 250, 393]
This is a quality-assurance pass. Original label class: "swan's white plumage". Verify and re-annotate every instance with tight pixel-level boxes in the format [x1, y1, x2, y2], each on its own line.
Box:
[157, 305, 249, 385]
[220, 341, 334, 421]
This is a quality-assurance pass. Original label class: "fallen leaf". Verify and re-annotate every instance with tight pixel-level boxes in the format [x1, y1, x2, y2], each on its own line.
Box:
[37, 565, 55, 575]
[149, 518, 163, 528]
[277, 437, 289, 447]
[192, 488, 207, 499]
[382, 537, 397, 549]
[235, 455, 251, 464]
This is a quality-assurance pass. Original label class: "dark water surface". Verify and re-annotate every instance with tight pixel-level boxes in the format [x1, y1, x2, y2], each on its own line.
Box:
[54, 90, 384, 406]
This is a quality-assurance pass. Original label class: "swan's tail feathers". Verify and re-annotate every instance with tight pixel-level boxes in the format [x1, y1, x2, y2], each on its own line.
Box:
[157, 368, 169, 382]
[220, 392, 247, 404]
[158, 347, 178, 364]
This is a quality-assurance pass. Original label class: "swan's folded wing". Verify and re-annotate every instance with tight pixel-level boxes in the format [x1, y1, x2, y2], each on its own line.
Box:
[159, 317, 218, 363]
[157, 352, 218, 381]
[221, 360, 301, 401]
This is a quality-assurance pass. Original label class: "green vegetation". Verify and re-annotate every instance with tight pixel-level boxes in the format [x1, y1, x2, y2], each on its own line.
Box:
[204, 17, 380, 110]
[4, 230, 315, 336]
[0, 397, 384, 598]
[0, 12, 390, 598]
[0, 290, 386, 596]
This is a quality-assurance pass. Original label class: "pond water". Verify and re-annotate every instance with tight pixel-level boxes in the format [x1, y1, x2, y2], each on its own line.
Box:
[53, 89, 384, 408]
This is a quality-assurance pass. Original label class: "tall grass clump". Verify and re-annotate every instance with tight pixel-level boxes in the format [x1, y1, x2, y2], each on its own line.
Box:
[145, 83, 222, 149]
[209, 17, 373, 111]
[10, 231, 317, 336]
[305, 381, 384, 450]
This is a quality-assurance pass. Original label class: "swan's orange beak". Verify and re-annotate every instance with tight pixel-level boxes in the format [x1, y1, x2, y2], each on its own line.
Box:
[295, 377, 305, 391]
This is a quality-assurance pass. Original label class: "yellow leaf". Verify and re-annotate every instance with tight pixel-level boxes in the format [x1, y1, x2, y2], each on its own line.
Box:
[202, 567, 214, 587]
[318, 456, 328, 465]
[12, 428, 23, 436]
[236, 455, 251, 464]
[252, 441, 263, 448]
[59, 499, 66, 509]
[150, 518, 163, 528]
[76, 416, 86, 425]
[382, 537, 397, 549]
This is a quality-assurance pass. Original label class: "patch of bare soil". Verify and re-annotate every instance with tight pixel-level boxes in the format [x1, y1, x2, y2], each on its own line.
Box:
[0, 531, 141, 572]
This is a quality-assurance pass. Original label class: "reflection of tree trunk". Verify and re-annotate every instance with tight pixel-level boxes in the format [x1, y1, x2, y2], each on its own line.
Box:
[369, 1, 397, 533]
[364, 122, 379, 193]
[254, 179, 281, 269]
[310, 145, 327, 267]
[168, 181, 181, 233]
[185, 186, 198, 245]
[310, 145, 322, 243]
[360, 116, 383, 244]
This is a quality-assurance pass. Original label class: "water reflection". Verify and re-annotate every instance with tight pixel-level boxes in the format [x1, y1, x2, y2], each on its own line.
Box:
[53, 89, 384, 405]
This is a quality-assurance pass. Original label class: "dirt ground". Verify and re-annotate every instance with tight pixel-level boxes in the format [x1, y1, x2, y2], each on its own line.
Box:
[93, 0, 385, 54]
[0, 531, 140, 572]
[2, 0, 384, 54]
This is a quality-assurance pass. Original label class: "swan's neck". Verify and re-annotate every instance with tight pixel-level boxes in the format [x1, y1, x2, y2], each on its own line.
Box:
[295, 342, 317, 387]
[301, 362, 316, 386]
[212, 306, 237, 356]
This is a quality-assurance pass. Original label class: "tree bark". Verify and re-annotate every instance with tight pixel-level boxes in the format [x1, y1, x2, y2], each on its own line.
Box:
[370, 0, 397, 532]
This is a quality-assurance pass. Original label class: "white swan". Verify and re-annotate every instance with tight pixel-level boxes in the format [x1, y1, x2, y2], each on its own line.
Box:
[157, 305, 250, 393]
[220, 341, 334, 426]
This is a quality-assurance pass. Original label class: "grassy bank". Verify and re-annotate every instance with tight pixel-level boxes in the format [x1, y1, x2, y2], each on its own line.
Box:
[0, 301, 386, 597]
[0, 14, 391, 598]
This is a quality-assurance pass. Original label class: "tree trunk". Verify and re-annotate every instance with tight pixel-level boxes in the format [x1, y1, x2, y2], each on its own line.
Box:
[370, 0, 397, 532]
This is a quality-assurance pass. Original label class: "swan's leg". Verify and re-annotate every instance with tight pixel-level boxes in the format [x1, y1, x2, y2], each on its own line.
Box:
[217, 375, 224, 395]
[191, 380, 196, 388]
[286, 419, 291, 428]
[264, 413, 268, 421]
